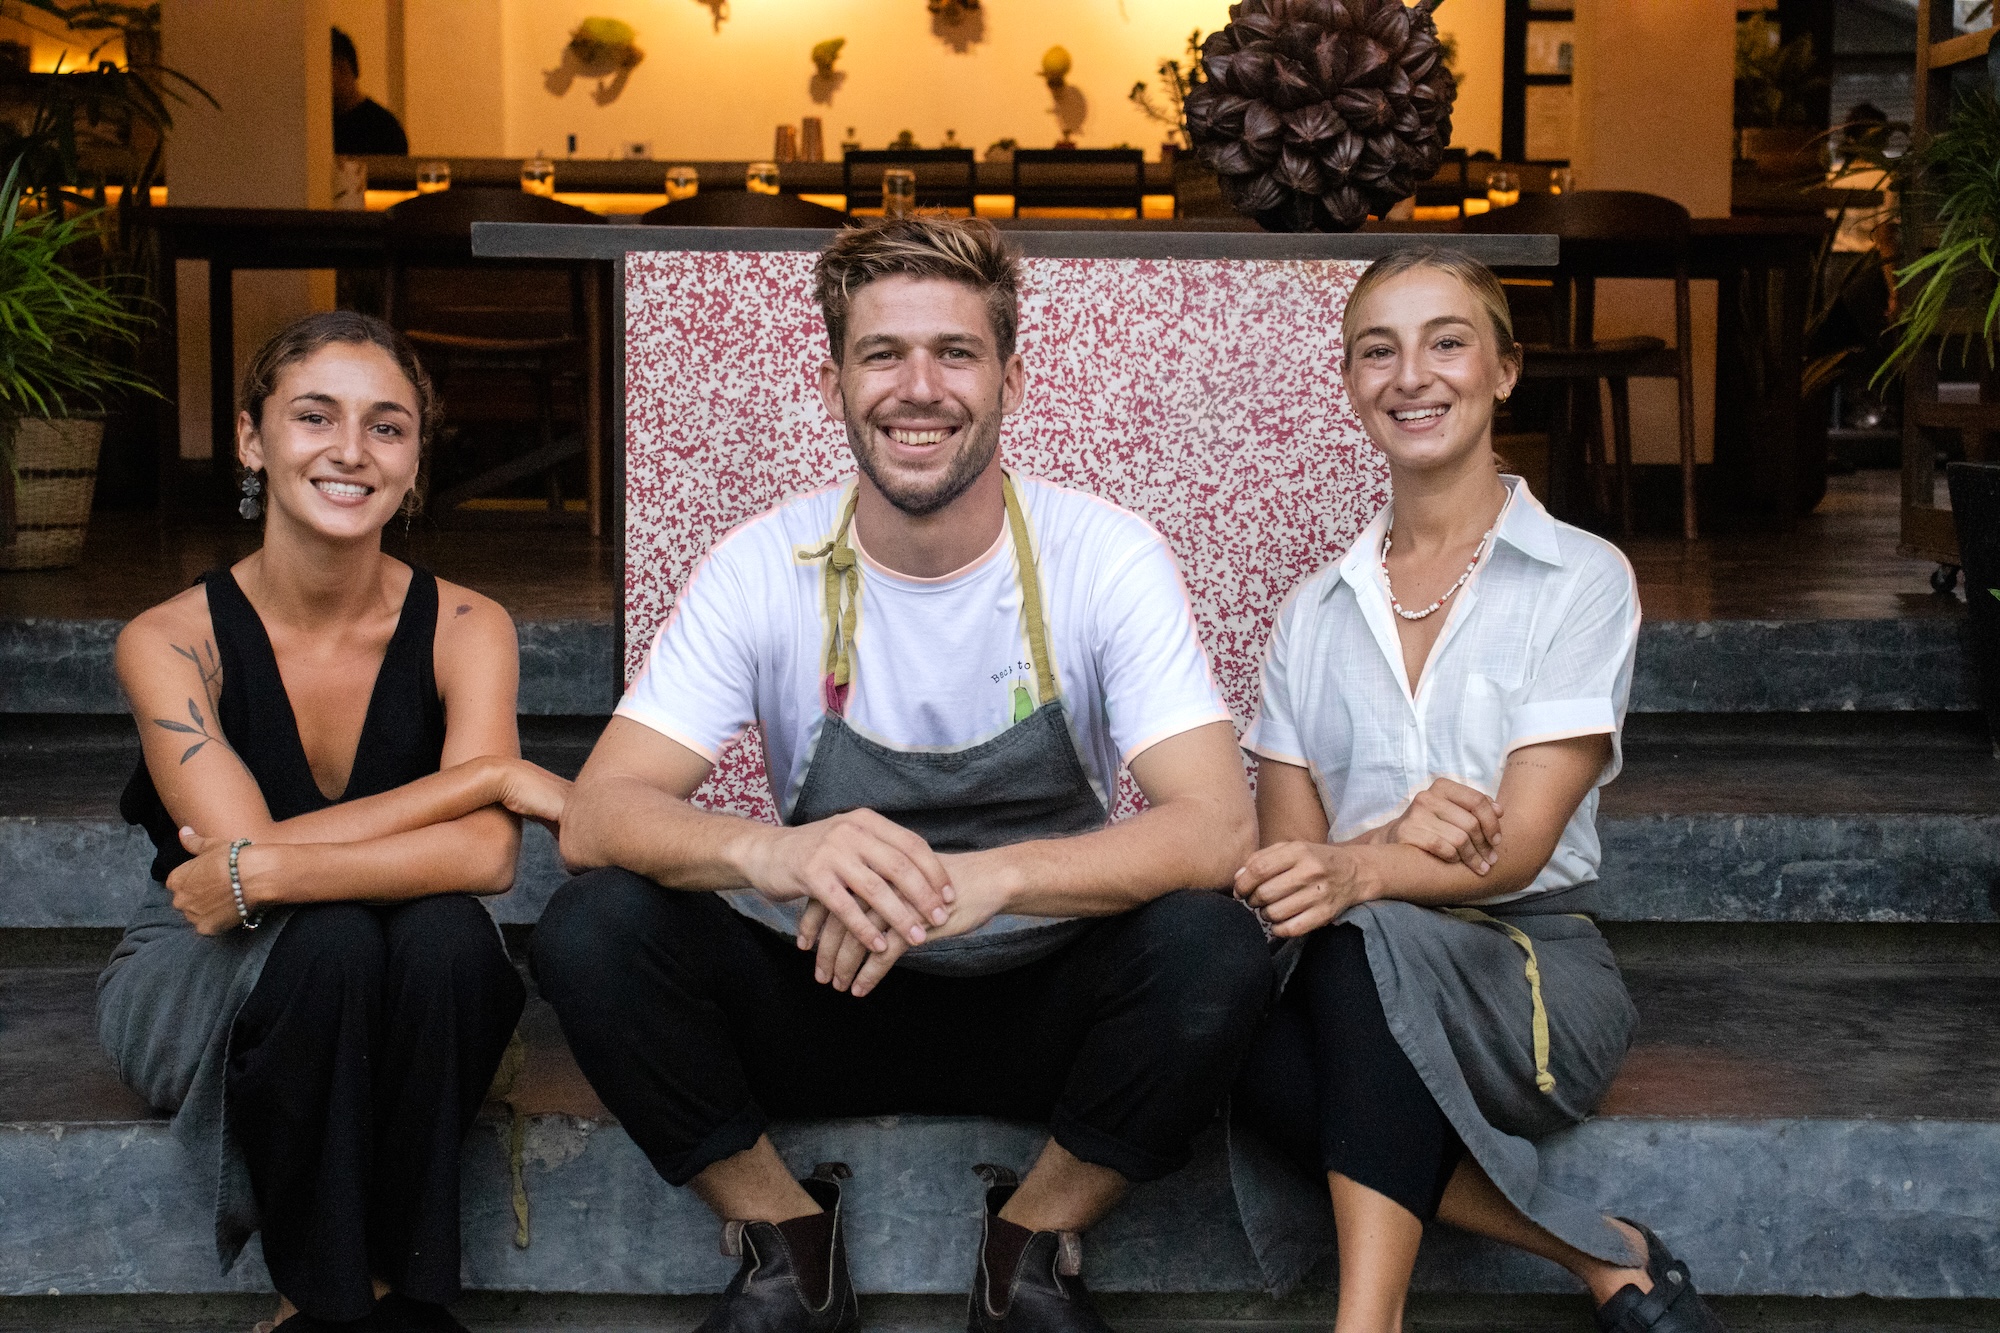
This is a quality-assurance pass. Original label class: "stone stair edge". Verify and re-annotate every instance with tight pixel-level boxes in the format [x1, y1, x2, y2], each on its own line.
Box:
[4, 815, 1997, 928]
[2, 616, 1978, 715]
[3, 1114, 1995, 1300]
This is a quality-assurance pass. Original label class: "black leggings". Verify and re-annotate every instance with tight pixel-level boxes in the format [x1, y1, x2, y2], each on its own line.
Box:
[529, 871, 1273, 1187]
[1234, 924, 1466, 1221]
[226, 896, 526, 1322]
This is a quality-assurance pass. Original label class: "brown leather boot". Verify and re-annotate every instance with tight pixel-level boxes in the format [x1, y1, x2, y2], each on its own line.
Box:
[695, 1162, 860, 1333]
[965, 1164, 1113, 1333]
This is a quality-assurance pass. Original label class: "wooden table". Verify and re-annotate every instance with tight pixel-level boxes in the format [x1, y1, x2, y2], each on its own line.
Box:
[142, 207, 388, 515]
[1370, 213, 1831, 526]
[140, 206, 612, 535]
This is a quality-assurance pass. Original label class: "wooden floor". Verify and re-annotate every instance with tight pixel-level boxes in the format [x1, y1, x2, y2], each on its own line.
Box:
[0, 468, 1957, 625]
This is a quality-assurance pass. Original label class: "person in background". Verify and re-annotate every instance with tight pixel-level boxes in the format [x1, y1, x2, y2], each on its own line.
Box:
[97, 312, 567, 1333]
[1232, 249, 1727, 1333]
[333, 27, 408, 158]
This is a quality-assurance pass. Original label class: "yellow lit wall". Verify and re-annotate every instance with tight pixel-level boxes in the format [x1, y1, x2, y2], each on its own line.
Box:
[1572, 0, 1736, 467]
[1436, 0, 1503, 157]
[484, 1, 1231, 162]
[384, 0, 1505, 164]
[163, 0, 338, 460]
[0, 12, 125, 71]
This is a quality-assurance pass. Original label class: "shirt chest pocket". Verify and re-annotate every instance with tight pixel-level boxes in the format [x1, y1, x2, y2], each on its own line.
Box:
[1451, 672, 1520, 793]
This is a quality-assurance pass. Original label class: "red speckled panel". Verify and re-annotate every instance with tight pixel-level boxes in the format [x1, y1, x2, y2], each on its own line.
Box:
[625, 249, 1386, 820]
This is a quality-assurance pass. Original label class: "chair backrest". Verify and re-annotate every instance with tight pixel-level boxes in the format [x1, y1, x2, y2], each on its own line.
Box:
[622, 247, 1386, 822]
[1413, 150, 1468, 208]
[1464, 190, 1692, 348]
[384, 188, 605, 340]
[1010, 148, 1145, 215]
[385, 186, 606, 241]
[640, 192, 850, 229]
[1462, 189, 1690, 270]
[841, 148, 977, 212]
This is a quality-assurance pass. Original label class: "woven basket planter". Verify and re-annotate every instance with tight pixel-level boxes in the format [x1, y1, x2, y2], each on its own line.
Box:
[1, 417, 104, 571]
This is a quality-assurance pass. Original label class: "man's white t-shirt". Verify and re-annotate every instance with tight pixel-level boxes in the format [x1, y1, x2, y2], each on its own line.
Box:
[618, 471, 1230, 816]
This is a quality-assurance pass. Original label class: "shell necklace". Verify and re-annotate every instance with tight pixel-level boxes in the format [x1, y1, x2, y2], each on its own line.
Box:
[1381, 525, 1493, 621]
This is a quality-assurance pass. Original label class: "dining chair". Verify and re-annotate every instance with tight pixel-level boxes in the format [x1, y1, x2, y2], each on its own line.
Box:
[1009, 148, 1145, 218]
[382, 188, 607, 527]
[1464, 189, 1699, 539]
[840, 148, 977, 214]
[640, 192, 850, 228]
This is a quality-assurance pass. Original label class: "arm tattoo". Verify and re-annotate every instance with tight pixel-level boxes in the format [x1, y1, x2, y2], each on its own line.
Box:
[152, 640, 233, 765]
[455, 603, 472, 617]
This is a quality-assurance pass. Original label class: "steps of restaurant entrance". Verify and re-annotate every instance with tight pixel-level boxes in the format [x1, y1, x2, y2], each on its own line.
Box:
[0, 612, 1983, 714]
[4, 936, 1997, 1301]
[4, 708, 1996, 931]
[3, 613, 1996, 1305]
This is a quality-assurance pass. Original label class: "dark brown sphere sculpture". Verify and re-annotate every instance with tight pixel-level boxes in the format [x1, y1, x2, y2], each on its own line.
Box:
[1183, 0, 1457, 232]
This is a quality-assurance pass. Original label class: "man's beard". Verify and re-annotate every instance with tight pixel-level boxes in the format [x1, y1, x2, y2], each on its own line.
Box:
[846, 406, 1003, 517]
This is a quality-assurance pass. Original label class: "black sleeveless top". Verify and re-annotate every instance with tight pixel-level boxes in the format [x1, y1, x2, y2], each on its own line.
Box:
[121, 564, 448, 884]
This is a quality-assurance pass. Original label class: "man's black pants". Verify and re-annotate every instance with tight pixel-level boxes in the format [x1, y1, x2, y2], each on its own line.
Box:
[226, 896, 526, 1322]
[529, 870, 1273, 1187]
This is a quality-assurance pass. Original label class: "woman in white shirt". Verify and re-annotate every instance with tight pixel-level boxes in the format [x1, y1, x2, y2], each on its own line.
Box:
[1232, 249, 1724, 1333]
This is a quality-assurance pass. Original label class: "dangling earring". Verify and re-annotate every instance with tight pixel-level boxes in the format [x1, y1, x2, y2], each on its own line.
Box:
[238, 469, 263, 521]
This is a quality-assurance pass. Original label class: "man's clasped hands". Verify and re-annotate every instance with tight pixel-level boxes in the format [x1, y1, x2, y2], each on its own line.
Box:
[761, 773, 1509, 999]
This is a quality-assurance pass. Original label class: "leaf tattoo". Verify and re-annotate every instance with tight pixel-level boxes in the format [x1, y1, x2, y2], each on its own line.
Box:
[153, 639, 232, 765]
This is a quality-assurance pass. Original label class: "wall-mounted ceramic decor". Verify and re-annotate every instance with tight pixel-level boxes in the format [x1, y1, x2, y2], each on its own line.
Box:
[810, 37, 847, 104]
[546, 17, 644, 105]
[1040, 46, 1086, 143]
[931, 0, 985, 53]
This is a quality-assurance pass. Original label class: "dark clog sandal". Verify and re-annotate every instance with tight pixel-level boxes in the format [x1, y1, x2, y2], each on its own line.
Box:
[1594, 1219, 1728, 1333]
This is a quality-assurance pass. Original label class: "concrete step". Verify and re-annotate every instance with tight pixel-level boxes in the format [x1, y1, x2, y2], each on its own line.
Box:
[4, 716, 1997, 930]
[0, 617, 617, 717]
[1, 614, 1977, 716]
[7, 1292, 2000, 1333]
[3, 955, 1996, 1300]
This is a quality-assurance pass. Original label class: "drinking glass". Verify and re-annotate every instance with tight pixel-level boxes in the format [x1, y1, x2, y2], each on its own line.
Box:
[882, 168, 917, 215]
[801, 118, 825, 163]
[774, 124, 800, 163]
[416, 160, 451, 194]
[333, 156, 367, 210]
[1485, 169, 1520, 209]
[520, 155, 556, 197]
[746, 161, 782, 196]
[665, 165, 700, 202]
[1549, 167, 1573, 195]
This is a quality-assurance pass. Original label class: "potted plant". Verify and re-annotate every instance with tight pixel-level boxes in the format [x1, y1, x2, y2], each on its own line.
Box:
[1130, 30, 1230, 218]
[0, 157, 154, 569]
[1873, 84, 2000, 741]
[1734, 13, 1827, 178]
[0, 4, 208, 562]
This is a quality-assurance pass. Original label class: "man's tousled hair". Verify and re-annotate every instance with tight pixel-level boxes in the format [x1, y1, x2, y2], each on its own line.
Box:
[815, 214, 1021, 362]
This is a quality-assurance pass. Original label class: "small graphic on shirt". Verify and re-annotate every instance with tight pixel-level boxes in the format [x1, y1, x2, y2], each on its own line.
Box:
[1012, 683, 1034, 723]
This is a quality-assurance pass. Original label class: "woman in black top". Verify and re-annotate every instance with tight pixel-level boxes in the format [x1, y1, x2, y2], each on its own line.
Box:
[97, 312, 569, 1333]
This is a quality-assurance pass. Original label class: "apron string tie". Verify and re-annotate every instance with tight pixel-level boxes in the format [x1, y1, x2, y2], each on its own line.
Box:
[1446, 907, 1557, 1096]
[800, 477, 1057, 711]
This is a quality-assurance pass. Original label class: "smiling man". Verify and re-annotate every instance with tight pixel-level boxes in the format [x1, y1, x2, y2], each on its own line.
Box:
[532, 216, 1270, 1333]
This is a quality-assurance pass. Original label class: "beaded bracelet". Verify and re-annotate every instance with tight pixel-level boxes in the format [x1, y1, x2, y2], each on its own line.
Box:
[228, 838, 261, 930]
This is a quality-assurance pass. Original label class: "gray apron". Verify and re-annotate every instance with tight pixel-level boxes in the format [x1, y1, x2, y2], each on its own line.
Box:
[1229, 884, 1642, 1292]
[722, 476, 1109, 976]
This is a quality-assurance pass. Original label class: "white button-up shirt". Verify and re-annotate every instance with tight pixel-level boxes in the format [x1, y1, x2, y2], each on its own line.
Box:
[1242, 476, 1641, 903]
